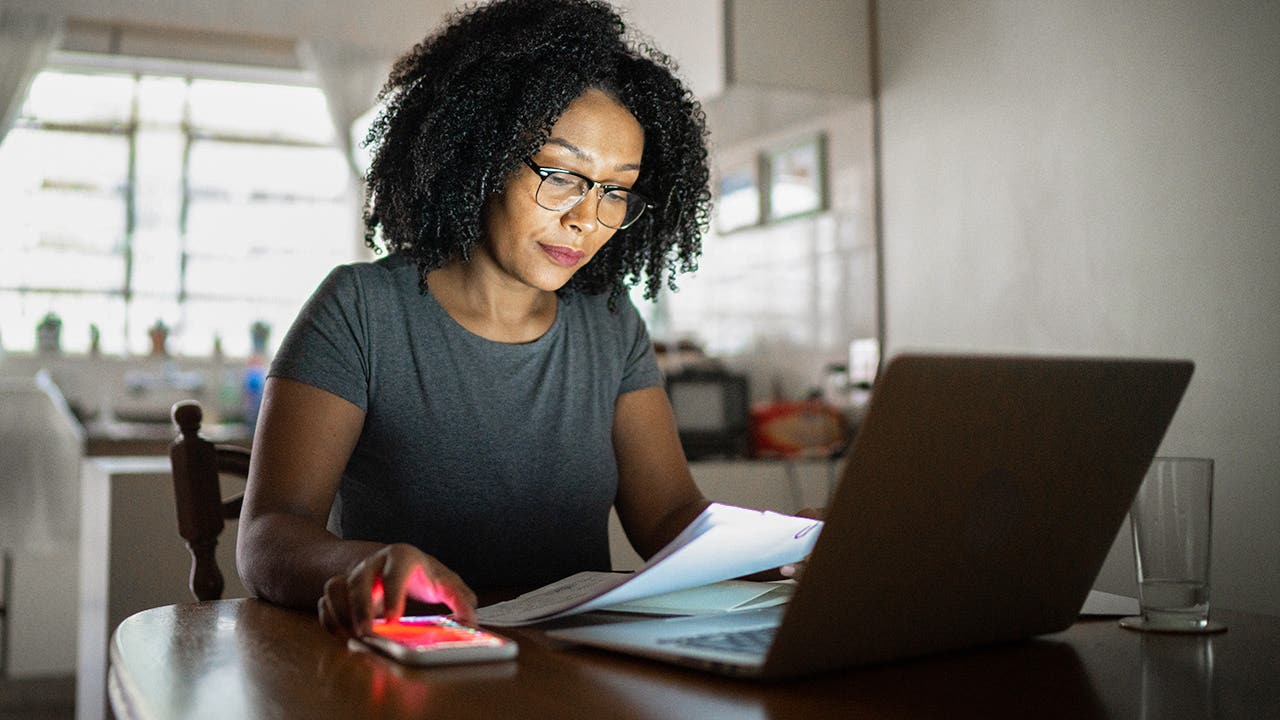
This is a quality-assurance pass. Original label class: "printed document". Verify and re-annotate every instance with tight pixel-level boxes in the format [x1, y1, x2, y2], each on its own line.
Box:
[477, 503, 822, 626]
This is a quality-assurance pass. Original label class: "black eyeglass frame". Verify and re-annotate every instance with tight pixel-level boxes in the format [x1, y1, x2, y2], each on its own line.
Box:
[522, 158, 655, 229]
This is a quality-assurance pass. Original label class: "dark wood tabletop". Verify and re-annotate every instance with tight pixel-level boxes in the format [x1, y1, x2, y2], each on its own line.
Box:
[109, 598, 1280, 719]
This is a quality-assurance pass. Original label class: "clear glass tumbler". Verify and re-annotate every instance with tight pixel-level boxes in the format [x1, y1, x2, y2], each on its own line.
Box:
[1120, 457, 1226, 633]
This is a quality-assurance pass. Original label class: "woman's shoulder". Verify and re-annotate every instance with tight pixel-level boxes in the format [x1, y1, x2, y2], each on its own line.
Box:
[319, 254, 417, 297]
[562, 289, 647, 336]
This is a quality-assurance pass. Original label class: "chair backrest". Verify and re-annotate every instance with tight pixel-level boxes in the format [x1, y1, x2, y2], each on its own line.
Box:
[169, 400, 250, 601]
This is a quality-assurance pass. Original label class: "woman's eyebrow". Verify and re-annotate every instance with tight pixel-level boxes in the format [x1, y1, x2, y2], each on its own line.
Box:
[544, 137, 642, 172]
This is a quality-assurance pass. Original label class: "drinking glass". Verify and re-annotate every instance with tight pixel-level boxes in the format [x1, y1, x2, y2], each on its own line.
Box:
[1120, 457, 1226, 633]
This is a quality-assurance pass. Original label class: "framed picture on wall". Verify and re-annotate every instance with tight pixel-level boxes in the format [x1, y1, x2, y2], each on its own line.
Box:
[766, 134, 826, 222]
[714, 157, 762, 233]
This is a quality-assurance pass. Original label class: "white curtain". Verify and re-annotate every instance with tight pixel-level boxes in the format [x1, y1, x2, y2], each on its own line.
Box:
[298, 39, 391, 181]
[0, 6, 64, 146]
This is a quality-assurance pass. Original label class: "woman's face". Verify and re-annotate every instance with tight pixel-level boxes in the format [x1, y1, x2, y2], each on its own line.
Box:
[480, 88, 645, 293]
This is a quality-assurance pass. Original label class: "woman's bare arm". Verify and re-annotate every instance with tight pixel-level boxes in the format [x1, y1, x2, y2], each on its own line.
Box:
[611, 385, 710, 559]
[237, 377, 475, 633]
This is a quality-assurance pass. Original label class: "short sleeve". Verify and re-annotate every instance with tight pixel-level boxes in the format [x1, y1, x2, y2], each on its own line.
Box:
[616, 297, 663, 396]
[269, 264, 371, 410]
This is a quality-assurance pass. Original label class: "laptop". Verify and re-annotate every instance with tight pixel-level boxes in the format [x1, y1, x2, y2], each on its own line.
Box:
[548, 353, 1193, 678]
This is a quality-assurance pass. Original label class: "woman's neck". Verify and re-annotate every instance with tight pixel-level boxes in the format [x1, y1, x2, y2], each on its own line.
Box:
[426, 260, 558, 344]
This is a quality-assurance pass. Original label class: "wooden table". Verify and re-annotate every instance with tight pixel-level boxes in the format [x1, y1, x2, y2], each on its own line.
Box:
[109, 599, 1279, 719]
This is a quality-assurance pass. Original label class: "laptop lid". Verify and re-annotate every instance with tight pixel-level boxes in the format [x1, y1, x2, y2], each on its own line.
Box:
[760, 353, 1192, 677]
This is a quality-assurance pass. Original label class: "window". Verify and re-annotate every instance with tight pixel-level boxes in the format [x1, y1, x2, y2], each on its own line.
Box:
[0, 63, 358, 357]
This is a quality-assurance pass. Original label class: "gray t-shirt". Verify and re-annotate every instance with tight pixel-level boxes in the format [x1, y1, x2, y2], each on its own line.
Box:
[270, 254, 662, 589]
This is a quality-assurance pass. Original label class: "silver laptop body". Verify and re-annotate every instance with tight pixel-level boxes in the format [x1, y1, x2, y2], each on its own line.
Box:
[548, 353, 1193, 678]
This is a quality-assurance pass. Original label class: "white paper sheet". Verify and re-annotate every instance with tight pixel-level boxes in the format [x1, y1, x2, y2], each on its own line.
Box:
[602, 580, 795, 616]
[477, 503, 822, 626]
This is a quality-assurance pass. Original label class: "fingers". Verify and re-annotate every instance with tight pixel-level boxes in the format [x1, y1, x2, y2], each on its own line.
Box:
[779, 562, 805, 580]
[319, 574, 356, 638]
[431, 561, 478, 623]
[378, 548, 412, 623]
[343, 556, 380, 636]
[316, 545, 479, 638]
[402, 553, 478, 625]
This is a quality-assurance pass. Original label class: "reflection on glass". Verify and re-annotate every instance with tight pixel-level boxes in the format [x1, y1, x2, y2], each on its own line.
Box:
[1140, 635, 1217, 720]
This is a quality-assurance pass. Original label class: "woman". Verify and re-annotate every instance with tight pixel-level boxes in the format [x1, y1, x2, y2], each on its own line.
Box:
[237, 0, 715, 637]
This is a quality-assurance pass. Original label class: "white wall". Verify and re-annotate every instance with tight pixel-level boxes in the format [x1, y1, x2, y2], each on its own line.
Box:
[651, 1, 876, 401]
[14, 0, 724, 82]
[878, 0, 1280, 616]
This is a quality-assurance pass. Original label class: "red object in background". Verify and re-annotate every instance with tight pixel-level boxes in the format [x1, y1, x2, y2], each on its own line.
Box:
[750, 399, 849, 458]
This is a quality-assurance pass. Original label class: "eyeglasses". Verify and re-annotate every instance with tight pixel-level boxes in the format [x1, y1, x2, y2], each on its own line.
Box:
[523, 158, 654, 230]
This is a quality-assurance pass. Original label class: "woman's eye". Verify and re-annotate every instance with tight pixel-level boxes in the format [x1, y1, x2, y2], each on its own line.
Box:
[545, 174, 580, 189]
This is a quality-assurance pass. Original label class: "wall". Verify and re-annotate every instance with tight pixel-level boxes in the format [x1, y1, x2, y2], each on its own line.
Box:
[878, 0, 1280, 616]
[15, 0, 725, 93]
[1, 353, 253, 423]
[659, 97, 878, 401]
[4, 0, 450, 56]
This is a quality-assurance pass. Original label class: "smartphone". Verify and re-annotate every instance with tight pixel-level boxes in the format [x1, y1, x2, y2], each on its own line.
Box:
[360, 616, 518, 666]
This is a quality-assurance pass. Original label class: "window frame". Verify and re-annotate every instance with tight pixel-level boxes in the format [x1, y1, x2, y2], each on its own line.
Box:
[0, 51, 357, 357]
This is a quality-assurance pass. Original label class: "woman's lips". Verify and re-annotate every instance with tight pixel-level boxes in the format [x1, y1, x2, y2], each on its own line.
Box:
[539, 243, 586, 267]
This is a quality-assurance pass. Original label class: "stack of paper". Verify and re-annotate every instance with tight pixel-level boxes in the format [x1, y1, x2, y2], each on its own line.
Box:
[602, 580, 794, 616]
[477, 503, 822, 627]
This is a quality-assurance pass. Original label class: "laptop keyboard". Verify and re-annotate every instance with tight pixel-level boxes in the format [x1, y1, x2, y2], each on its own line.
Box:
[657, 626, 776, 654]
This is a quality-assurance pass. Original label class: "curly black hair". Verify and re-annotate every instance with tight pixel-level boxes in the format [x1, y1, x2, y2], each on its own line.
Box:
[362, 0, 711, 305]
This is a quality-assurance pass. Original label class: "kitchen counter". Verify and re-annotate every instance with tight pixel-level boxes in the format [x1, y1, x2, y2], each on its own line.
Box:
[83, 419, 252, 456]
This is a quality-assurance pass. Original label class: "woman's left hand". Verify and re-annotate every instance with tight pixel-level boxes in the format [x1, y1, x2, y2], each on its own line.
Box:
[745, 506, 826, 581]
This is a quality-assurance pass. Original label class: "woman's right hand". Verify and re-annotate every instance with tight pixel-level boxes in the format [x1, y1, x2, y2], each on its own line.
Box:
[318, 543, 477, 638]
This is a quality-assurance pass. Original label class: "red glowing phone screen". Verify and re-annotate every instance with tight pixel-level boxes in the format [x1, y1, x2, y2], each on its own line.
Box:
[369, 617, 506, 649]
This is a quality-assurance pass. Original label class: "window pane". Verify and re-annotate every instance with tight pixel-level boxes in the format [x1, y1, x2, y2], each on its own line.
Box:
[21, 71, 135, 126]
[126, 295, 181, 357]
[185, 138, 353, 306]
[1, 64, 358, 357]
[0, 127, 129, 290]
[188, 140, 349, 201]
[0, 128, 129, 197]
[188, 80, 335, 144]
[0, 290, 126, 355]
[137, 76, 187, 127]
[132, 127, 185, 296]
[181, 298, 304, 358]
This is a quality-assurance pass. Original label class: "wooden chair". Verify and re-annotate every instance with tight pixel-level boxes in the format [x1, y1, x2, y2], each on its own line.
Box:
[169, 400, 249, 601]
